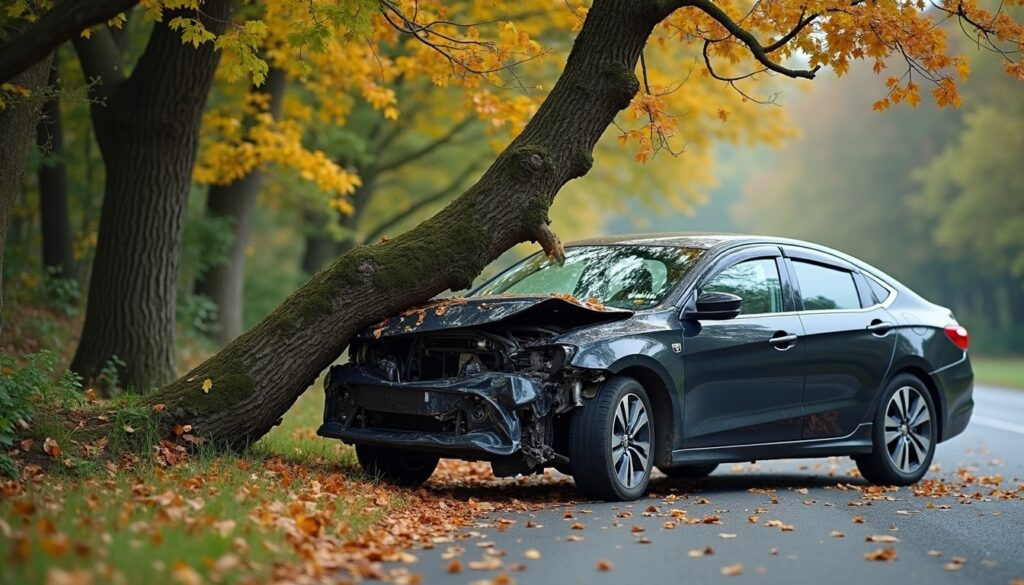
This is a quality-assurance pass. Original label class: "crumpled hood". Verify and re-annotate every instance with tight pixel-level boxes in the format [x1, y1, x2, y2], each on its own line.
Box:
[360, 295, 634, 339]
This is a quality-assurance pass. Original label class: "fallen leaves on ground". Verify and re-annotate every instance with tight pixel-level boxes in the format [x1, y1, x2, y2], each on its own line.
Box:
[596, 559, 613, 571]
[864, 547, 898, 562]
[721, 563, 744, 576]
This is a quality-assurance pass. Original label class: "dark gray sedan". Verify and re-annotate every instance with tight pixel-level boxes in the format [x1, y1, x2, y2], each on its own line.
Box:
[319, 233, 974, 501]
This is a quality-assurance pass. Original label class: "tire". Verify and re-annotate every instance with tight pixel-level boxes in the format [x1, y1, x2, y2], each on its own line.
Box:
[355, 444, 439, 488]
[569, 376, 654, 501]
[855, 374, 937, 486]
[659, 463, 718, 479]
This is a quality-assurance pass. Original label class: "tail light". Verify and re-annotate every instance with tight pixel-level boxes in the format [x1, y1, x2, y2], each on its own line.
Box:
[944, 325, 969, 350]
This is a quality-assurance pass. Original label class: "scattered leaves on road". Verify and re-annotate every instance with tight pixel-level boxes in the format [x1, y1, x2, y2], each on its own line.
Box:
[721, 563, 744, 576]
[865, 547, 898, 562]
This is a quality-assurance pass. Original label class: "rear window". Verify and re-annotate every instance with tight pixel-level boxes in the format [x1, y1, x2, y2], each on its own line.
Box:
[792, 261, 861, 311]
[865, 275, 892, 304]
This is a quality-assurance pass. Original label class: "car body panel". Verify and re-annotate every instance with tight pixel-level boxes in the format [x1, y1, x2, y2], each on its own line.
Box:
[360, 295, 632, 340]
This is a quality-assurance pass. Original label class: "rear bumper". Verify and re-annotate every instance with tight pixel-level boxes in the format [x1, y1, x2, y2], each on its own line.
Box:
[316, 365, 545, 458]
[932, 352, 974, 441]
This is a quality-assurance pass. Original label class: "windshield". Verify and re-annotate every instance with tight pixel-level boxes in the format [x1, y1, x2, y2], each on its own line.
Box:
[476, 245, 704, 309]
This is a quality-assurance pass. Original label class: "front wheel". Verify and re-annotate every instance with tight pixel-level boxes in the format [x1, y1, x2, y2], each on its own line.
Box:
[855, 374, 937, 486]
[569, 376, 654, 501]
[355, 444, 439, 488]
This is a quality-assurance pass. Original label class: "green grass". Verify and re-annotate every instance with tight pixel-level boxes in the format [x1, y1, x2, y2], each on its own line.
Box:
[0, 388, 394, 585]
[972, 356, 1024, 389]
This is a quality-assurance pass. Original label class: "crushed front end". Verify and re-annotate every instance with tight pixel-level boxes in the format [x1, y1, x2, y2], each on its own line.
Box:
[317, 297, 629, 475]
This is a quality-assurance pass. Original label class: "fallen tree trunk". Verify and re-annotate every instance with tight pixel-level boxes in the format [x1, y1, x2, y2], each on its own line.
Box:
[147, 0, 671, 444]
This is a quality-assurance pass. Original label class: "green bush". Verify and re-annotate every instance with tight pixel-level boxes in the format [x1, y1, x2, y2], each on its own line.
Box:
[0, 351, 82, 476]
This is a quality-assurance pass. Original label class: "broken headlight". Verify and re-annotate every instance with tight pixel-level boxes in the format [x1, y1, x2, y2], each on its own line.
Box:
[509, 344, 575, 375]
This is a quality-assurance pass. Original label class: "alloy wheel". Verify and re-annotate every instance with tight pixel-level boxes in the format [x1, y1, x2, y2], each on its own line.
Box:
[883, 386, 933, 474]
[611, 392, 651, 489]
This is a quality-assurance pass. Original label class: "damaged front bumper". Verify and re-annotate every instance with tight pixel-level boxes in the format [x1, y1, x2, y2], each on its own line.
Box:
[316, 364, 548, 459]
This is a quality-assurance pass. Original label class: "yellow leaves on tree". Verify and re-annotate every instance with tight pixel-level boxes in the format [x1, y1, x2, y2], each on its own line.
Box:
[194, 108, 360, 212]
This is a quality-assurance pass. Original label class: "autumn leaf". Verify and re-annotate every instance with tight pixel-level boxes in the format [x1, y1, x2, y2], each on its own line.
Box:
[596, 559, 613, 571]
[152, 403, 167, 413]
[865, 535, 899, 543]
[43, 437, 60, 458]
[721, 564, 744, 576]
[524, 549, 541, 560]
[202, 378, 213, 394]
[864, 547, 898, 562]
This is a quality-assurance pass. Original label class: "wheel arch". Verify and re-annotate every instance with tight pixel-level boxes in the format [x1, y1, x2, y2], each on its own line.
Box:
[606, 358, 677, 468]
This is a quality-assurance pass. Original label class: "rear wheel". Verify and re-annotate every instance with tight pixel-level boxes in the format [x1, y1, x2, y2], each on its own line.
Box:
[569, 376, 654, 501]
[659, 463, 718, 479]
[855, 374, 936, 486]
[355, 444, 439, 488]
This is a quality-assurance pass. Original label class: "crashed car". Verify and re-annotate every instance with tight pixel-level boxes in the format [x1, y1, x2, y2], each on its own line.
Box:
[318, 233, 973, 501]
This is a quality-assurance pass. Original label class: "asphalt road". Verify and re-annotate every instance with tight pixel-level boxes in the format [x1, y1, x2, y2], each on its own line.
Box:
[409, 384, 1024, 585]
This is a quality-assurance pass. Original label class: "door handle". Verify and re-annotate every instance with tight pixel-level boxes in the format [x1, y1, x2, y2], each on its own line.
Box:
[768, 333, 798, 349]
[866, 320, 894, 334]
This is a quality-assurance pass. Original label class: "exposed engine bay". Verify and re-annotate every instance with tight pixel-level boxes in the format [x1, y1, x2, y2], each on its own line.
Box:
[318, 296, 632, 476]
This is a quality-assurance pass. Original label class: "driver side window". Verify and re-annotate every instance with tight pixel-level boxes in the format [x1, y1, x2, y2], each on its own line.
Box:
[702, 258, 783, 315]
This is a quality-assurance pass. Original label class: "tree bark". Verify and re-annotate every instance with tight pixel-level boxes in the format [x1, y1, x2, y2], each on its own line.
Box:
[300, 210, 337, 276]
[0, 56, 53, 322]
[195, 68, 287, 344]
[37, 58, 77, 281]
[148, 0, 668, 445]
[70, 0, 231, 393]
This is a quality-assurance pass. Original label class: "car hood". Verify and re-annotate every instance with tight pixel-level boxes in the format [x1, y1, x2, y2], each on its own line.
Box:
[360, 295, 634, 339]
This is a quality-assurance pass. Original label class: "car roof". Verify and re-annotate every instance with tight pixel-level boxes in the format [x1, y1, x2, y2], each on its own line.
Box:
[567, 232, 762, 250]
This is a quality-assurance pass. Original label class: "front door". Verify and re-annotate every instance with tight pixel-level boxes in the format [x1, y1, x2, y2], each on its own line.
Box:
[681, 254, 806, 448]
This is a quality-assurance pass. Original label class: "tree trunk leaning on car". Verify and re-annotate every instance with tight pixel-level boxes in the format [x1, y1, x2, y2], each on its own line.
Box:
[145, 0, 821, 445]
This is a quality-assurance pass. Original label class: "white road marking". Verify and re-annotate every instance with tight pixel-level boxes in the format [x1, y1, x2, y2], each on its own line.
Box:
[971, 414, 1024, 436]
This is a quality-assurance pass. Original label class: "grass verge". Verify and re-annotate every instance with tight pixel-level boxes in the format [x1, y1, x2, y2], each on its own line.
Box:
[1, 390, 399, 585]
[971, 356, 1024, 389]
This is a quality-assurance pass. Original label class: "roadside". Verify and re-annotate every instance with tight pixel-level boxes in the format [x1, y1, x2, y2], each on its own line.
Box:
[971, 356, 1024, 390]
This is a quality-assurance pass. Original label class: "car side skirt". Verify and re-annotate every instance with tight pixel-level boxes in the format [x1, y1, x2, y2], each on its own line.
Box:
[669, 423, 873, 465]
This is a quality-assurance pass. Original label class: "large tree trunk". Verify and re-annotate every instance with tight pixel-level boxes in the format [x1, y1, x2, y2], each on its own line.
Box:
[195, 68, 287, 344]
[71, 0, 230, 393]
[0, 56, 53, 322]
[37, 58, 77, 281]
[148, 0, 664, 445]
[300, 210, 337, 276]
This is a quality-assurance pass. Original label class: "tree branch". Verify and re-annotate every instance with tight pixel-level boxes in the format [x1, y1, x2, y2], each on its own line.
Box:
[362, 160, 484, 244]
[373, 116, 476, 173]
[0, 0, 138, 84]
[690, 0, 821, 79]
[72, 27, 127, 106]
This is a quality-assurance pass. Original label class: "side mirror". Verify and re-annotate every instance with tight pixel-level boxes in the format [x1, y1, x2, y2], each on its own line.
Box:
[683, 291, 742, 321]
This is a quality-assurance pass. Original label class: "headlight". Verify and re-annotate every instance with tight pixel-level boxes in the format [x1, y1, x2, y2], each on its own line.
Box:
[510, 344, 575, 374]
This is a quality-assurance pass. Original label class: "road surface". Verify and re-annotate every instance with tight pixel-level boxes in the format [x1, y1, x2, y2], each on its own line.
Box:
[409, 384, 1024, 584]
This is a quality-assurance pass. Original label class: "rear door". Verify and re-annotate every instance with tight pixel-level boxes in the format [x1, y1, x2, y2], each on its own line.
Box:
[783, 247, 898, 439]
[681, 246, 806, 448]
